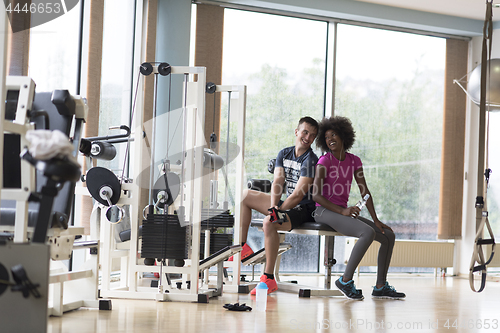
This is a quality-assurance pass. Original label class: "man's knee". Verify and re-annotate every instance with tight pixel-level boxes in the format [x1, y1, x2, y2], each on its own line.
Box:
[241, 189, 252, 205]
[262, 216, 274, 233]
[263, 216, 286, 234]
[242, 189, 269, 210]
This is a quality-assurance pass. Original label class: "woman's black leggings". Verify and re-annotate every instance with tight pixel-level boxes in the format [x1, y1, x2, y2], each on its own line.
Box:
[314, 206, 395, 286]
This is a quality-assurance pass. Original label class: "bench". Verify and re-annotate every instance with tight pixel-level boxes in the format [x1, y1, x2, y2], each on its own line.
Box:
[241, 242, 292, 281]
[250, 220, 343, 297]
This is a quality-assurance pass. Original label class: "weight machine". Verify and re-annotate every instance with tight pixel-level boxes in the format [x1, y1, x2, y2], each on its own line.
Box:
[0, 72, 110, 333]
[89, 63, 245, 302]
[0, 11, 50, 332]
[0, 75, 109, 317]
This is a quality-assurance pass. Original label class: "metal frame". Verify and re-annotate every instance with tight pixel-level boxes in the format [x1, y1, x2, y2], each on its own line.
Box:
[1, 76, 36, 243]
[201, 84, 247, 293]
[0, 1, 5, 203]
[48, 240, 103, 316]
[252, 222, 343, 297]
[97, 65, 225, 302]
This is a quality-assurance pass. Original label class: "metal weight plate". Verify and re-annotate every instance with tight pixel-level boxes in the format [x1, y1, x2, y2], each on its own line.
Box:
[153, 172, 181, 208]
[86, 167, 121, 206]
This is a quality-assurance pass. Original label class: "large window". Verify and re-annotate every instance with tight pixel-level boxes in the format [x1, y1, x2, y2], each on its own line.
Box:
[222, 9, 327, 272]
[28, 3, 82, 94]
[222, 10, 447, 273]
[98, 0, 136, 173]
[335, 24, 446, 240]
[334, 25, 445, 273]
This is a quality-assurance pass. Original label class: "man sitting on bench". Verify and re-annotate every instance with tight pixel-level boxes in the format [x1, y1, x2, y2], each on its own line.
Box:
[232, 116, 319, 294]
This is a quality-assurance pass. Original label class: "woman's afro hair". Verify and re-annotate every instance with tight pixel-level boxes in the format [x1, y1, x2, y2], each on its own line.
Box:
[315, 116, 356, 153]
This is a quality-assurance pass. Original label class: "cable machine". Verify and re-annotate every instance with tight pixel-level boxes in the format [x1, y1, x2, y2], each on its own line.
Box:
[454, 1, 496, 292]
[87, 63, 243, 302]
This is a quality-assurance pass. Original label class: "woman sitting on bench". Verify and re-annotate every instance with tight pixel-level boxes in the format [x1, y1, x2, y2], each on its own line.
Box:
[312, 116, 405, 300]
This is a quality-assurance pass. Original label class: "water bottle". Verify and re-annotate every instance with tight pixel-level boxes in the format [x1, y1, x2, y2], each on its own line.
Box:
[255, 282, 268, 311]
[352, 194, 370, 217]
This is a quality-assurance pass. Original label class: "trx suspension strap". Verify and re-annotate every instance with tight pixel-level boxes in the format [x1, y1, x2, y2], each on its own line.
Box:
[469, 0, 496, 293]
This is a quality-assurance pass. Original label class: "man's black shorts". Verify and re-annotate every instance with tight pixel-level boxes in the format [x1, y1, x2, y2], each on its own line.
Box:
[279, 201, 316, 230]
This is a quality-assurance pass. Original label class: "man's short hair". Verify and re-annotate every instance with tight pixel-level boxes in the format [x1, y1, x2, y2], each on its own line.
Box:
[297, 116, 319, 132]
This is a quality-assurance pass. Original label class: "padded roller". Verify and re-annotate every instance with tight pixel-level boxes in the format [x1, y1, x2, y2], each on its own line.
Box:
[247, 179, 272, 193]
[90, 141, 117, 161]
[203, 151, 224, 170]
[51, 90, 76, 116]
[79, 138, 92, 156]
[268, 158, 276, 174]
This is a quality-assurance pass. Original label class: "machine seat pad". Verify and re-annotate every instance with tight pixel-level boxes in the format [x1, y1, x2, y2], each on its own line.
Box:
[250, 220, 337, 233]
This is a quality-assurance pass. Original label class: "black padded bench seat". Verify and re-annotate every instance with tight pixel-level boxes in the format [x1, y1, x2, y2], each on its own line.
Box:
[250, 220, 341, 236]
[199, 245, 242, 271]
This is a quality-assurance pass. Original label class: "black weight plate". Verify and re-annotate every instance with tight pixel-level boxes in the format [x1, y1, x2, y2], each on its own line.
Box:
[86, 167, 121, 206]
[153, 172, 180, 207]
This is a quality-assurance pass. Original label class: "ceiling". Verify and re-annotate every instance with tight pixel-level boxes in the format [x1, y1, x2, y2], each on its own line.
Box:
[355, 0, 498, 21]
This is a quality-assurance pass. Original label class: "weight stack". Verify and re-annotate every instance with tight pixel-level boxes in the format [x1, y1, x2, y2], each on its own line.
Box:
[141, 214, 187, 260]
[201, 209, 235, 230]
[199, 233, 233, 260]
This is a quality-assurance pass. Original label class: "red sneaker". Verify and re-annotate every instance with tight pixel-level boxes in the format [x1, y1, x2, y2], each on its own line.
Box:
[250, 274, 278, 295]
[228, 243, 254, 261]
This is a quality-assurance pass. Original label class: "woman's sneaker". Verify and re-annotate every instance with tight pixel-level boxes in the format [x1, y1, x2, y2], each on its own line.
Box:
[335, 277, 364, 300]
[371, 282, 406, 299]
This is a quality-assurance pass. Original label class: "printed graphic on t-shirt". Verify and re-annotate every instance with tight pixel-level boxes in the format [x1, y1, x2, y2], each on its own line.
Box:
[275, 146, 318, 205]
[283, 159, 301, 196]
